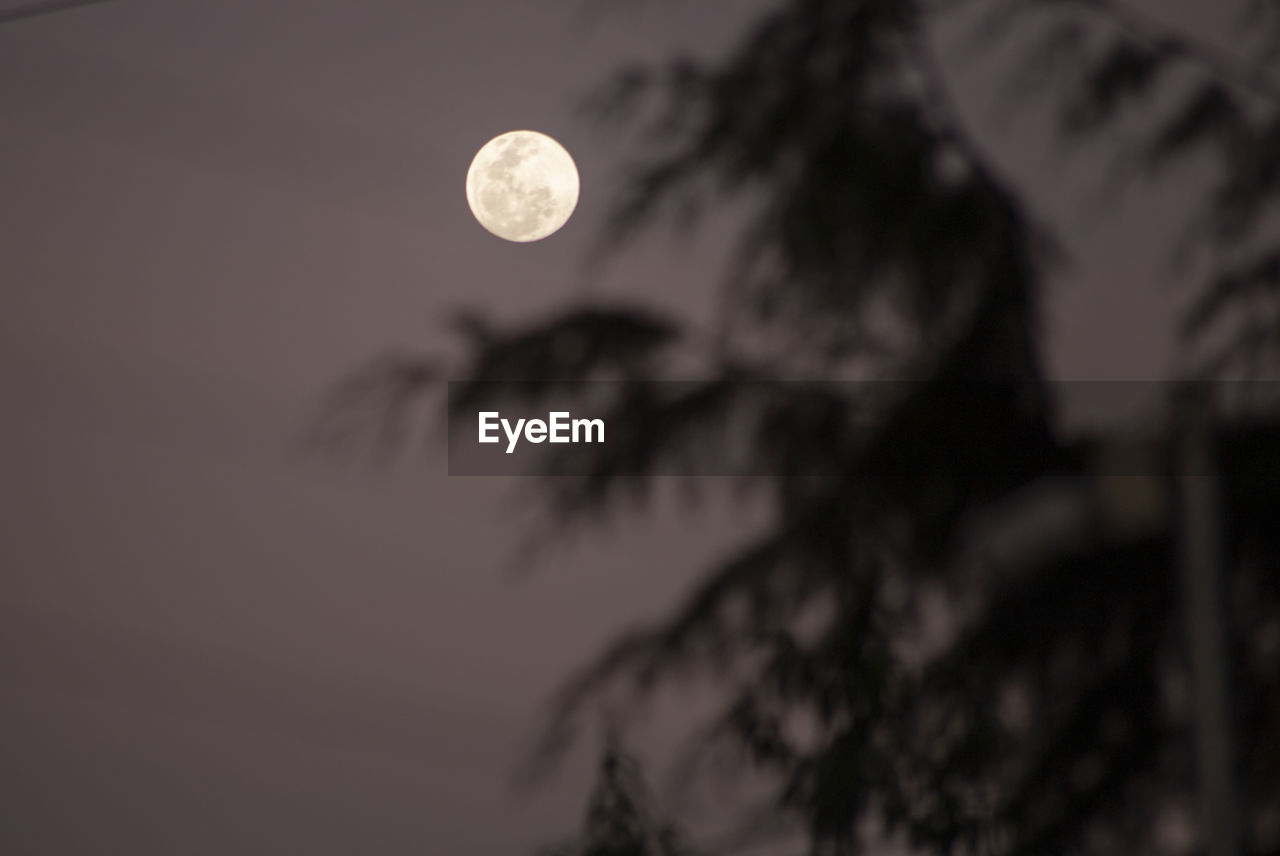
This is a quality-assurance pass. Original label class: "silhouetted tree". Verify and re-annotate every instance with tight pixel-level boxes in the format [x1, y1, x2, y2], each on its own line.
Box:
[538, 732, 696, 856]
[320, 1, 1280, 854]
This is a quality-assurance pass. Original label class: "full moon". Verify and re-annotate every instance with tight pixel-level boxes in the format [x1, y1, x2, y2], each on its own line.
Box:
[465, 130, 579, 242]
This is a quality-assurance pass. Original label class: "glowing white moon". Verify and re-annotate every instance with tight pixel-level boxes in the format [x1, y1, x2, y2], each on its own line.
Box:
[465, 130, 579, 242]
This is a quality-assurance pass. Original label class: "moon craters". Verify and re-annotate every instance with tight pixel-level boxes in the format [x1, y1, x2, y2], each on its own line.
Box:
[466, 131, 579, 242]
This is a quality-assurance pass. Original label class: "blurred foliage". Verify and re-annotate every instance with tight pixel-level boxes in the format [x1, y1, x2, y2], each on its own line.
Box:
[322, 0, 1280, 853]
[539, 733, 698, 856]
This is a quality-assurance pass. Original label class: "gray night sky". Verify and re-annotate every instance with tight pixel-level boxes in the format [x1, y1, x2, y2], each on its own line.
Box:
[0, 0, 1224, 853]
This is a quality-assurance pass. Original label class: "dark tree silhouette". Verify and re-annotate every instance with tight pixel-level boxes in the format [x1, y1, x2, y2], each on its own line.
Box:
[319, 1, 1280, 854]
[538, 731, 696, 856]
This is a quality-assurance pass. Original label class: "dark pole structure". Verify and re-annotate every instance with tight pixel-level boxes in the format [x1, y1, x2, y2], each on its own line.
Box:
[964, 386, 1246, 854]
[1173, 383, 1241, 856]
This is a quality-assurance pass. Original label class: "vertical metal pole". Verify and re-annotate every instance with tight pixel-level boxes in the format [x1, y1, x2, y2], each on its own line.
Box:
[1174, 385, 1240, 856]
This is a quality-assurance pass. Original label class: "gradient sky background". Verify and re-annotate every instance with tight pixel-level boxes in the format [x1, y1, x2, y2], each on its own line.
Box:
[0, 0, 1228, 853]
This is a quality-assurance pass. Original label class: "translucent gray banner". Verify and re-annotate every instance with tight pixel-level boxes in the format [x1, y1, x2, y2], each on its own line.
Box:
[445, 380, 1280, 477]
